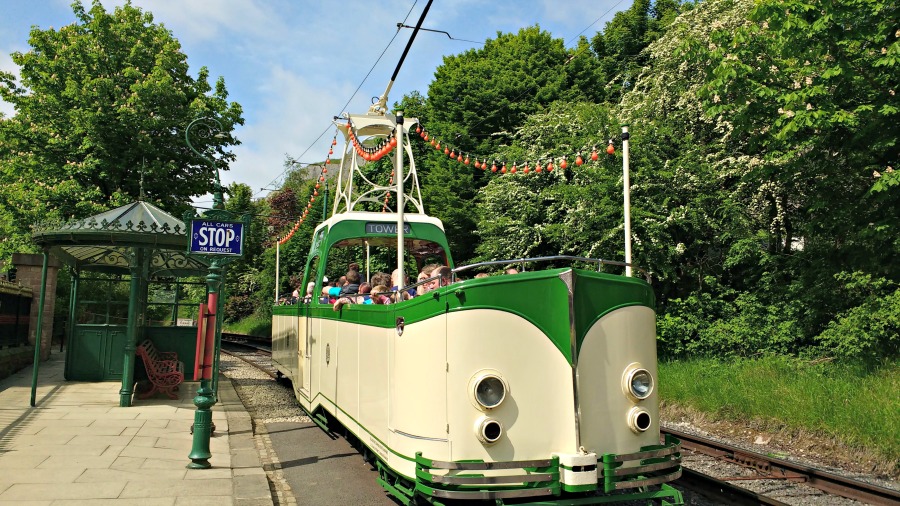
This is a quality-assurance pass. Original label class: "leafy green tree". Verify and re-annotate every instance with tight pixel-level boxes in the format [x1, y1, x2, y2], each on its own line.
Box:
[694, 0, 899, 335]
[591, 0, 686, 101]
[0, 0, 243, 261]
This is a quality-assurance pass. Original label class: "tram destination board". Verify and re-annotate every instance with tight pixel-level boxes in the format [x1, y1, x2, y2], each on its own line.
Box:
[189, 219, 244, 256]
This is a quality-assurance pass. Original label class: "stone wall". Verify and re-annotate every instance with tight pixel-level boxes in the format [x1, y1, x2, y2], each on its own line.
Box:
[11, 253, 60, 361]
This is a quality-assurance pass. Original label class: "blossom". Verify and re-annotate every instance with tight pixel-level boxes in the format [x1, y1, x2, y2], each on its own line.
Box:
[873, 171, 881, 178]
[805, 76, 812, 85]
[806, 103, 813, 110]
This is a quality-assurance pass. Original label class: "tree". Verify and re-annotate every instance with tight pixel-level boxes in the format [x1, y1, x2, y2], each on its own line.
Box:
[0, 0, 243, 260]
[695, 0, 900, 336]
[591, 0, 687, 102]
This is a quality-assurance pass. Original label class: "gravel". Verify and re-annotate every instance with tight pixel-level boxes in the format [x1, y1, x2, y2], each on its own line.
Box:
[219, 352, 310, 424]
[220, 352, 896, 505]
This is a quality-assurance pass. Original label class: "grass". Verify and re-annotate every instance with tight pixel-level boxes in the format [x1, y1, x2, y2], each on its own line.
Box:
[658, 356, 900, 466]
[222, 315, 271, 337]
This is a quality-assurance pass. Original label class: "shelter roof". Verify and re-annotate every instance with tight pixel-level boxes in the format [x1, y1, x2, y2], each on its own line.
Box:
[32, 201, 209, 276]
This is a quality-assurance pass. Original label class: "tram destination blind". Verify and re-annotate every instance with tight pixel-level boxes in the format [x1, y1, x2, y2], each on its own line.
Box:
[189, 219, 244, 256]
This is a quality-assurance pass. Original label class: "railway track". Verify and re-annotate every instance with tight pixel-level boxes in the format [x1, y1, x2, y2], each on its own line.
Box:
[664, 427, 900, 506]
[221, 332, 276, 378]
[218, 333, 896, 505]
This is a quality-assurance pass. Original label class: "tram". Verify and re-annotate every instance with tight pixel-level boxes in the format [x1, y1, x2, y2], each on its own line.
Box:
[270, 100, 683, 503]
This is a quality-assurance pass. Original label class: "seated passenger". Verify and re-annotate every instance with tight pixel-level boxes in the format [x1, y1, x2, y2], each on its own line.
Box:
[432, 266, 453, 289]
[371, 271, 392, 289]
[322, 270, 361, 299]
[417, 263, 441, 295]
[505, 267, 519, 274]
[391, 268, 416, 300]
[371, 285, 392, 305]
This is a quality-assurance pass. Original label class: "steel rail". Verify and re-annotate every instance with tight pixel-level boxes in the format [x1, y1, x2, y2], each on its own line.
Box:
[677, 467, 791, 506]
[664, 427, 900, 506]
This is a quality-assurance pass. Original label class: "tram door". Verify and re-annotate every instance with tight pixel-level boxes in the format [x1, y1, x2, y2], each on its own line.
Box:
[388, 299, 448, 445]
[298, 304, 310, 395]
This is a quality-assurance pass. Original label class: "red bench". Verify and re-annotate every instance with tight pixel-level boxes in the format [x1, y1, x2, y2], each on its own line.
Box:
[136, 339, 184, 400]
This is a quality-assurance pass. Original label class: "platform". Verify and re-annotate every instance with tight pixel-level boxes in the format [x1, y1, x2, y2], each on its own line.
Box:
[0, 351, 272, 505]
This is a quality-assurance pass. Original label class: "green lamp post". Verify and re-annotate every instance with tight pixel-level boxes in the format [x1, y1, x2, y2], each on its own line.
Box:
[183, 117, 246, 469]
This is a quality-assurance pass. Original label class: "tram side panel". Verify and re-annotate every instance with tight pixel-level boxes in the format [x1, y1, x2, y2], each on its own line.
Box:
[272, 310, 298, 379]
[357, 318, 391, 459]
[335, 319, 360, 430]
[388, 305, 449, 478]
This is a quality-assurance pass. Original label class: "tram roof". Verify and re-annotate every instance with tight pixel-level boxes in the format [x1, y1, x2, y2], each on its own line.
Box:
[315, 211, 445, 233]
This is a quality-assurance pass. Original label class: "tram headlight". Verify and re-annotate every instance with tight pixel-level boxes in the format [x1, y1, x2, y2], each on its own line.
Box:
[622, 363, 654, 401]
[470, 372, 507, 410]
[475, 416, 504, 445]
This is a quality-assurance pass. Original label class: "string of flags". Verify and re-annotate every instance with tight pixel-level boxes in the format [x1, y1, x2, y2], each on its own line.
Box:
[276, 131, 338, 245]
[275, 118, 621, 242]
[411, 122, 616, 175]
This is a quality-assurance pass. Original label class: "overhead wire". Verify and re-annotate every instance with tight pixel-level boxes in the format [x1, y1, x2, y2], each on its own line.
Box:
[232, 0, 633, 215]
[252, 1, 420, 201]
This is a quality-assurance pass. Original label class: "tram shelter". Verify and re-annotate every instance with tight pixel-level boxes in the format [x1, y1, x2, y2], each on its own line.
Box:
[31, 200, 210, 407]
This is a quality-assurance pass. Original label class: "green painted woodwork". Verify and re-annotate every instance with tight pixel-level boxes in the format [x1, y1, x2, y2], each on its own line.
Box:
[290, 268, 653, 363]
[65, 325, 197, 382]
[66, 325, 128, 381]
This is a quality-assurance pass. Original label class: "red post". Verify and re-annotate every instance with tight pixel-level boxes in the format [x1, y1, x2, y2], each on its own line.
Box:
[201, 292, 217, 380]
[194, 303, 208, 381]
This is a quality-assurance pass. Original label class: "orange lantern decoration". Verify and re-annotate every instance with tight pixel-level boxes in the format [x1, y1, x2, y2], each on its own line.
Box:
[591, 148, 599, 161]
[560, 157, 568, 169]
[491, 162, 498, 172]
[547, 161, 554, 172]
[535, 162, 542, 173]
[575, 154, 583, 166]
[606, 141, 615, 155]
[464, 156, 470, 165]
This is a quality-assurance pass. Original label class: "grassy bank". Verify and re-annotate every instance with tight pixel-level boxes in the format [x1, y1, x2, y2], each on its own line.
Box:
[658, 357, 899, 466]
[222, 315, 271, 337]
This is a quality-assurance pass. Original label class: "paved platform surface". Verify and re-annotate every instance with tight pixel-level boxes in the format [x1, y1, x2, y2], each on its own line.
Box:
[0, 352, 272, 505]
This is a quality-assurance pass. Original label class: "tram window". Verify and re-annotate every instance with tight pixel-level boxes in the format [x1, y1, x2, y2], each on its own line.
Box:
[323, 237, 447, 289]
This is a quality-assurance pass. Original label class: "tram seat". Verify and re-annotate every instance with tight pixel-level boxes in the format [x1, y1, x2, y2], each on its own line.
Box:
[136, 339, 184, 400]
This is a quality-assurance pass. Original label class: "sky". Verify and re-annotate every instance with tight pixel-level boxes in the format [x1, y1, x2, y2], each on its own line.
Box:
[0, 0, 633, 206]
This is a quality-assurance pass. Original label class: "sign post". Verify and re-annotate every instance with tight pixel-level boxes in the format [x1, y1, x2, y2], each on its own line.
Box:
[183, 116, 249, 470]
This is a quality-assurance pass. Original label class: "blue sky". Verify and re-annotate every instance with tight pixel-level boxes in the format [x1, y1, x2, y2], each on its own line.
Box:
[0, 0, 632, 205]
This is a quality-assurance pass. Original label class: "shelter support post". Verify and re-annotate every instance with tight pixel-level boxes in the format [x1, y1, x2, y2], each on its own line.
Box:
[29, 250, 50, 407]
[66, 271, 79, 353]
[120, 248, 145, 407]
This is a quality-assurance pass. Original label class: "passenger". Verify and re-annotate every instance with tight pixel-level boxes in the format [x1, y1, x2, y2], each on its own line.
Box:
[391, 268, 416, 300]
[371, 271, 392, 289]
[322, 270, 361, 299]
[474, 272, 489, 279]
[417, 263, 441, 295]
[371, 285, 392, 305]
[302, 281, 315, 303]
[505, 267, 519, 275]
[432, 266, 453, 289]
[358, 282, 373, 304]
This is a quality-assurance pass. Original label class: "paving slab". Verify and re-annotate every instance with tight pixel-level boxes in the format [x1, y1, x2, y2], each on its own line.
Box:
[0, 352, 272, 505]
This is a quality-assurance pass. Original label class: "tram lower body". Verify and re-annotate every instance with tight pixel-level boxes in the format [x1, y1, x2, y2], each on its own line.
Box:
[272, 269, 683, 505]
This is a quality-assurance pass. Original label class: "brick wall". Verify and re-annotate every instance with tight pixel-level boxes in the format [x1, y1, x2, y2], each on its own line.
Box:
[11, 253, 61, 361]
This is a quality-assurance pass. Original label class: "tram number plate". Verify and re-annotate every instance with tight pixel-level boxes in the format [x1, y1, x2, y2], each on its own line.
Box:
[189, 219, 244, 256]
